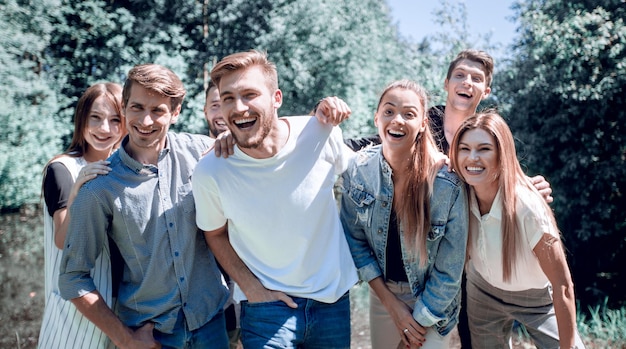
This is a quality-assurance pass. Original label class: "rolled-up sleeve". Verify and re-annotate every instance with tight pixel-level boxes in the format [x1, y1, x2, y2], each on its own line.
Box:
[58, 186, 110, 300]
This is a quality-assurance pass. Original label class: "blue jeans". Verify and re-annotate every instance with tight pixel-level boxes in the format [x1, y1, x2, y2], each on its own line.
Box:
[153, 309, 229, 349]
[240, 292, 351, 349]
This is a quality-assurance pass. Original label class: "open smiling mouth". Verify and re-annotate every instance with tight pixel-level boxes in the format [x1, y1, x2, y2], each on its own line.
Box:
[388, 129, 405, 138]
[234, 117, 257, 129]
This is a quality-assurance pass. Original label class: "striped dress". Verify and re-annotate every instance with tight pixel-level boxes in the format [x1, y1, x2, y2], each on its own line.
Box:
[38, 156, 114, 349]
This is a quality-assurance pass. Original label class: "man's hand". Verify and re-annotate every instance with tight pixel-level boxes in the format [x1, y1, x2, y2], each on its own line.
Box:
[119, 323, 161, 349]
[314, 96, 351, 126]
[213, 130, 236, 159]
[247, 286, 298, 309]
[531, 175, 554, 203]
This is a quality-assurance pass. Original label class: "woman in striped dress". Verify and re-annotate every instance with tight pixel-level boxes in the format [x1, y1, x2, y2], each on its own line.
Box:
[38, 83, 125, 349]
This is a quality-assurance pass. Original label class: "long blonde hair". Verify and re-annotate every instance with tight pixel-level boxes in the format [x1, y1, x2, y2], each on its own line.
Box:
[450, 110, 560, 281]
[377, 80, 440, 266]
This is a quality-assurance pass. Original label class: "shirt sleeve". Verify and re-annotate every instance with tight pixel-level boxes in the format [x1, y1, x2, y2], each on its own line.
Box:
[43, 162, 73, 216]
[192, 158, 227, 232]
[58, 187, 110, 300]
[330, 126, 356, 175]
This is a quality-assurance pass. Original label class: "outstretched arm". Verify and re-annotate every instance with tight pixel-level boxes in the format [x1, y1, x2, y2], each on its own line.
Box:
[530, 175, 554, 203]
[204, 224, 297, 308]
[534, 233, 577, 349]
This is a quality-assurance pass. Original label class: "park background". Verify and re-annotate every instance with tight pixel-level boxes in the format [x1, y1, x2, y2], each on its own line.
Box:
[0, 0, 624, 347]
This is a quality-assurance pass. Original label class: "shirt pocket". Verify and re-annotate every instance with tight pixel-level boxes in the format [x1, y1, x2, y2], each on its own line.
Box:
[347, 186, 375, 227]
[427, 223, 446, 241]
[177, 182, 195, 214]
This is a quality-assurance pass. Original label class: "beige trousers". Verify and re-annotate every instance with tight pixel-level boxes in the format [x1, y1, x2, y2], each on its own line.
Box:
[369, 281, 451, 349]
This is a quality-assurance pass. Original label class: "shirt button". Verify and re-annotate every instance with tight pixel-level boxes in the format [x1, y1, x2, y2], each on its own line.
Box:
[175, 252, 179, 257]
[180, 277, 184, 282]
[169, 222, 174, 228]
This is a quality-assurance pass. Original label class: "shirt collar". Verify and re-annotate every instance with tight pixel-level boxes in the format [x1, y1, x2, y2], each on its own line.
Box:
[469, 186, 503, 220]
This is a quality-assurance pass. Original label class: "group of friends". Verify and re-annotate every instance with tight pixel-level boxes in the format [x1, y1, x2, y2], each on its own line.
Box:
[38, 48, 586, 349]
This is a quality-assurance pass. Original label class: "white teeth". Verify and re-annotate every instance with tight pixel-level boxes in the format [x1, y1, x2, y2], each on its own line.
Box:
[136, 128, 153, 134]
[466, 166, 484, 172]
[216, 121, 226, 126]
[388, 130, 405, 136]
[234, 117, 255, 125]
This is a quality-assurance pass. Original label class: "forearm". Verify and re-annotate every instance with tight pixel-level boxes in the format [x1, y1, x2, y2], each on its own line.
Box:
[71, 291, 133, 348]
[553, 284, 578, 349]
[204, 227, 266, 300]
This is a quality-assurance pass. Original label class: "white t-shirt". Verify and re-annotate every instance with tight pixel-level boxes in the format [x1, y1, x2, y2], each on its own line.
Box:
[468, 185, 558, 291]
[193, 115, 357, 303]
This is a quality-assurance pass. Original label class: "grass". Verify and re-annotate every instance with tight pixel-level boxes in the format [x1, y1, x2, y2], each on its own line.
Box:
[1, 207, 626, 349]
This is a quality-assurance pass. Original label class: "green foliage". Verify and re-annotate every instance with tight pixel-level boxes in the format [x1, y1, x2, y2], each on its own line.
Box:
[0, 0, 67, 210]
[498, 0, 626, 308]
[577, 298, 626, 347]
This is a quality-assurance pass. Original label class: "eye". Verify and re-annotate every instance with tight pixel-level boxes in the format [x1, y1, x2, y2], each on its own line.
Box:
[404, 112, 416, 120]
[222, 96, 233, 103]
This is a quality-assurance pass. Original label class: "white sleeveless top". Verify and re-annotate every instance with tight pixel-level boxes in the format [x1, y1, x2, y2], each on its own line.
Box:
[38, 155, 114, 349]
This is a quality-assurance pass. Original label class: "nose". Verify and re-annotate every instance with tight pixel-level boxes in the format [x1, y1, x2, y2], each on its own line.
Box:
[233, 97, 248, 113]
[391, 112, 405, 123]
[139, 113, 154, 126]
[469, 149, 479, 160]
[99, 118, 111, 133]
[462, 75, 472, 86]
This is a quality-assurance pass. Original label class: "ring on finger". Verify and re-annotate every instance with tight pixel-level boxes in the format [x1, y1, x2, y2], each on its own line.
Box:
[403, 328, 409, 334]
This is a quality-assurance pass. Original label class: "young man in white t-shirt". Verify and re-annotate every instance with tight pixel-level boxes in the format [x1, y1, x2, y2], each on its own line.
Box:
[192, 50, 357, 349]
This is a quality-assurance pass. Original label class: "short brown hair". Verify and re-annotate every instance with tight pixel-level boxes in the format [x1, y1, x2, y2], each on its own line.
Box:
[446, 49, 494, 87]
[122, 64, 186, 111]
[210, 50, 278, 92]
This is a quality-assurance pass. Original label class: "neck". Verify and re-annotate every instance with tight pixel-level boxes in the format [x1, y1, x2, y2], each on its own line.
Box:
[83, 148, 112, 163]
[443, 106, 473, 145]
[241, 118, 289, 159]
[383, 146, 412, 179]
[472, 182, 499, 215]
[125, 138, 166, 166]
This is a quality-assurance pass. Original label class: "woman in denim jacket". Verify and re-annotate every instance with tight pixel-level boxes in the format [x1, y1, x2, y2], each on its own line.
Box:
[340, 80, 468, 349]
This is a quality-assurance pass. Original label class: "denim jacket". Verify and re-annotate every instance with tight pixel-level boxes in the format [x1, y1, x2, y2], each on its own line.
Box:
[339, 145, 468, 335]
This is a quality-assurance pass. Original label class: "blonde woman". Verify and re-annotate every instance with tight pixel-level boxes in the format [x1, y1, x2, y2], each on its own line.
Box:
[450, 111, 585, 348]
[341, 80, 468, 349]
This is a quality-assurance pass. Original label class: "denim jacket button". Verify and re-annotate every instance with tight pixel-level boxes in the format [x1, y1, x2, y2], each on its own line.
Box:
[382, 201, 388, 207]
[377, 228, 383, 234]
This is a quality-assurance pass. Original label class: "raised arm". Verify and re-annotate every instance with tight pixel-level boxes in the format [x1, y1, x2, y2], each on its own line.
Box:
[203, 224, 297, 308]
[534, 233, 577, 349]
[314, 96, 352, 126]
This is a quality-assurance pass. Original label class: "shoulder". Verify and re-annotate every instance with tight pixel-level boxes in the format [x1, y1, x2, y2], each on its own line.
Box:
[515, 184, 549, 219]
[434, 166, 463, 187]
[353, 145, 380, 165]
[167, 132, 214, 155]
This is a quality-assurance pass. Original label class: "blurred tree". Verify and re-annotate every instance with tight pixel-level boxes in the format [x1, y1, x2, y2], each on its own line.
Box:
[0, 0, 66, 210]
[255, 0, 416, 137]
[497, 0, 626, 309]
